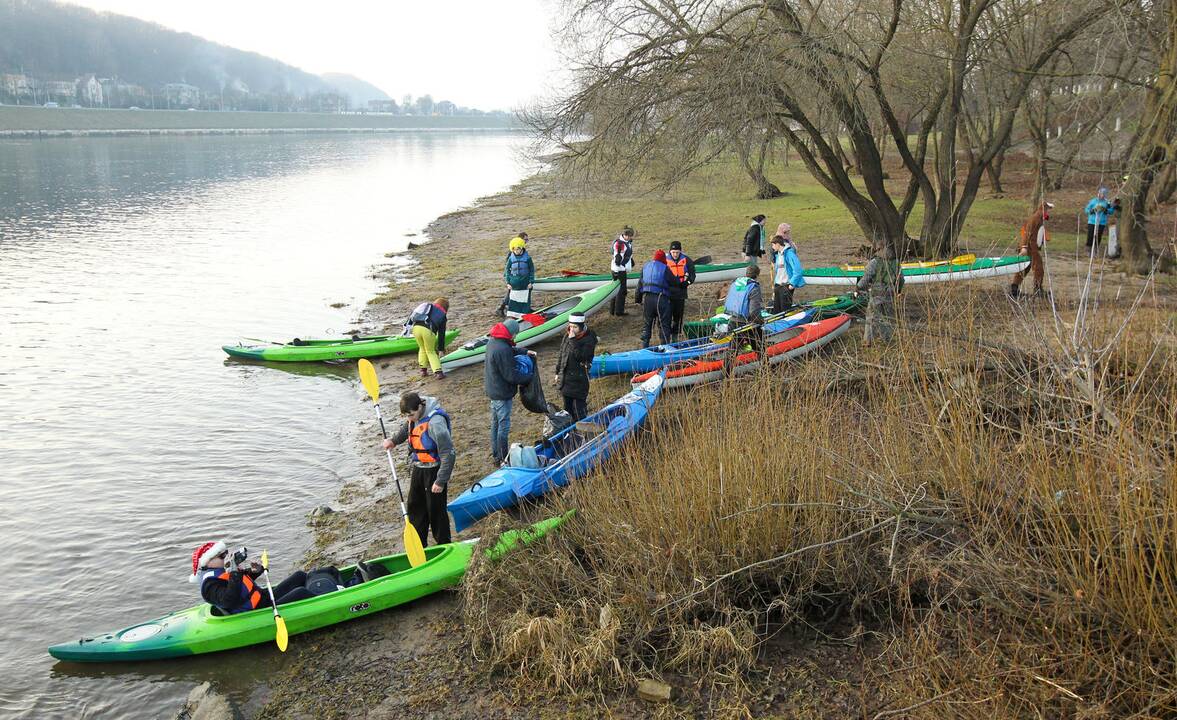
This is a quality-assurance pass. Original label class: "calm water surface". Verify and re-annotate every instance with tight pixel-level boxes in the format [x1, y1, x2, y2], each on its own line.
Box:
[0, 132, 526, 718]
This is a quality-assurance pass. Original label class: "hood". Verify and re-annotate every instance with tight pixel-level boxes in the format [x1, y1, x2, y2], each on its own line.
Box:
[489, 323, 515, 341]
[421, 395, 441, 416]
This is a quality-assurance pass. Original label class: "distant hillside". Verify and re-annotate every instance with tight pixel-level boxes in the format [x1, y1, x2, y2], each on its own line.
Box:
[320, 73, 390, 109]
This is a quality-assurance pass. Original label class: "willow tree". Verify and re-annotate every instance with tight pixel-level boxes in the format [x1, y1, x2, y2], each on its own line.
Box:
[537, 0, 1126, 256]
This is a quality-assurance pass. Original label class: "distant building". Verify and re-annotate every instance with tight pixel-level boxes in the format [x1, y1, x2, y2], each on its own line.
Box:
[367, 99, 398, 113]
[164, 82, 200, 108]
[1, 73, 32, 98]
[77, 75, 103, 107]
[43, 80, 77, 102]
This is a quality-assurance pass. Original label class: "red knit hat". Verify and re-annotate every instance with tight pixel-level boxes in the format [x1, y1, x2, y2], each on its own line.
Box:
[189, 540, 226, 583]
[653, 249, 667, 262]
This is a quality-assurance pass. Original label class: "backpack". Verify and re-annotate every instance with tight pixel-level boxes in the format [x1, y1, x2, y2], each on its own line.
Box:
[407, 302, 432, 325]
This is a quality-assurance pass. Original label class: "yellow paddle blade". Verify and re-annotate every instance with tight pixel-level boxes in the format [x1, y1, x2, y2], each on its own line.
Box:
[404, 522, 427, 567]
[357, 358, 380, 402]
[274, 615, 289, 652]
[260, 549, 268, 567]
[950, 253, 977, 265]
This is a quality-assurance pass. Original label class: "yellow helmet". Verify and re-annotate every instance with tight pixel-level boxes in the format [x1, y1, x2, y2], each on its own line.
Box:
[509, 237, 526, 250]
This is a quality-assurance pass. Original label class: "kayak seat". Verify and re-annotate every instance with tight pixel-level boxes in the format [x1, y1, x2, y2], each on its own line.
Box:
[290, 338, 308, 346]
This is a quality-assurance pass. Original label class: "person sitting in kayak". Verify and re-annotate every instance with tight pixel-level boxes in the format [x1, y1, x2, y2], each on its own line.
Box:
[723, 264, 766, 361]
[382, 391, 455, 546]
[503, 235, 535, 319]
[190, 542, 314, 615]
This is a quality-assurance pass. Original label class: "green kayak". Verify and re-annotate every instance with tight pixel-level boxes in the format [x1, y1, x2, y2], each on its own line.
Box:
[440, 282, 619, 369]
[682, 294, 865, 339]
[47, 515, 567, 663]
[802, 255, 1029, 285]
[222, 330, 459, 362]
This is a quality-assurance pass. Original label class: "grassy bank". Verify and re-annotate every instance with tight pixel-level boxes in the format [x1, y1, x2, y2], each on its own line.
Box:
[258, 152, 1175, 718]
[0, 105, 516, 133]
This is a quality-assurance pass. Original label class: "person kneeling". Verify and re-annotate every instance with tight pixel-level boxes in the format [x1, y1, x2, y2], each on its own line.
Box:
[190, 542, 321, 615]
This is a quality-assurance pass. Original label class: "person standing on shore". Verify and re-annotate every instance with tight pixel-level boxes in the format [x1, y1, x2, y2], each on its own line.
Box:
[503, 235, 535, 318]
[664, 241, 696, 342]
[855, 247, 904, 344]
[743, 214, 767, 263]
[554, 312, 598, 421]
[382, 392, 454, 546]
[636, 249, 674, 348]
[1009, 202, 1052, 299]
[769, 225, 805, 311]
[1084, 188, 1116, 252]
[484, 319, 535, 465]
[406, 297, 449, 378]
[609, 226, 635, 316]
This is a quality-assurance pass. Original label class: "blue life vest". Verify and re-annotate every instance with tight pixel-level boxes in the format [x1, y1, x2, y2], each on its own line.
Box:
[408, 406, 451, 464]
[724, 278, 760, 318]
[638, 261, 671, 296]
[514, 353, 535, 380]
[506, 251, 532, 279]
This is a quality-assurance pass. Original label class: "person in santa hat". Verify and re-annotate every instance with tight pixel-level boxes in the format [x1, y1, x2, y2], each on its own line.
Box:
[189, 541, 316, 615]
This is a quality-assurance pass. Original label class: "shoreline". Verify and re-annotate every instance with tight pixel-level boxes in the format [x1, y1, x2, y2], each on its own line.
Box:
[0, 126, 523, 139]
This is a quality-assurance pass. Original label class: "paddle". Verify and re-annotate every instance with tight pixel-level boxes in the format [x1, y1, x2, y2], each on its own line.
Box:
[258, 549, 288, 652]
[357, 359, 427, 567]
[693, 254, 713, 265]
[561, 253, 713, 277]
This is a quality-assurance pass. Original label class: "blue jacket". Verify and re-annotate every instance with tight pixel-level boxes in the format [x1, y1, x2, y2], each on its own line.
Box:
[1085, 197, 1114, 226]
[772, 246, 806, 288]
[637, 260, 673, 296]
[504, 251, 535, 289]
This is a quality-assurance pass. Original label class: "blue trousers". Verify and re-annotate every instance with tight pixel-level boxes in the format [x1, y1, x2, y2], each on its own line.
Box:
[490, 398, 513, 464]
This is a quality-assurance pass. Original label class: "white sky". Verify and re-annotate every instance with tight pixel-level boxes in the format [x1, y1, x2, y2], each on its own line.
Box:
[65, 0, 563, 110]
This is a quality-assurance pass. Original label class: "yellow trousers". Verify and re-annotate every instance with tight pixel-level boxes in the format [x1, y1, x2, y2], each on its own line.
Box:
[412, 324, 441, 372]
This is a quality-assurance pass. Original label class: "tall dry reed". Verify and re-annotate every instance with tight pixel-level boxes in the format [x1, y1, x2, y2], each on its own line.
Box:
[463, 281, 1176, 717]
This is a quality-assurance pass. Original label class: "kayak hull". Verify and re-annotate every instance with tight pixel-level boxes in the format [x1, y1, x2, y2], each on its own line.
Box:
[449, 374, 665, 532]
[441, 282, 618, 369]
[532, 262, 746, 292]
[632, 315, 852, 389]
[802, 256, 1029, 286]
[682, 294, 864, 339]
[590, 308, 818, 377]
[222, 330, 460, 362]
[47, 518, 565, 663]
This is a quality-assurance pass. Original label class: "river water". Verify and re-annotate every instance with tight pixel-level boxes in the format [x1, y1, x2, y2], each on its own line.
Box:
[0, 132, 526, 718]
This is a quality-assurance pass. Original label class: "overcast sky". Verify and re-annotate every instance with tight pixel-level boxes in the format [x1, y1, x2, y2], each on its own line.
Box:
[66, 0, 563, 110]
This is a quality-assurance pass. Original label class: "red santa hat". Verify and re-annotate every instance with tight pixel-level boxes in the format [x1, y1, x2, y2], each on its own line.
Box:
[189, 540, 226, 583]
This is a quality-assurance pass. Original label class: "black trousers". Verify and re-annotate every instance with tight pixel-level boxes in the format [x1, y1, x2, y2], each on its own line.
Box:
[640, 293, 672, 347]
[563, 395, 588, 421]
[669, 296, 686, 339]
[610, 271, 629, 314]
[1085, 223, 1107, 248]
[773, 285, 793, 313]
[251, 571, 312, 609]
[725, 320, 765, 371]
[407, 464, 451, 546]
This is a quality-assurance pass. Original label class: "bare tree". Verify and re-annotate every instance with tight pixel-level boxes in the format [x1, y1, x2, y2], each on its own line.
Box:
[535, 0, 1125, 257]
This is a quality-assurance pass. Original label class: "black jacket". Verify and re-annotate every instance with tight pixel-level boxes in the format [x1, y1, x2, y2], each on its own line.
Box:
[555, 329, 599, 400]
[667, 255, 696, 300]
[743, 223, 765, 257]
[484, 337, 529, 401]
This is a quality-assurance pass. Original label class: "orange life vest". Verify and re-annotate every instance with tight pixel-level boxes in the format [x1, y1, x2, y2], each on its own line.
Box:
[666, 255, 689, 281]
[217, 570, 262, 610]
[408, 408, 450, 464]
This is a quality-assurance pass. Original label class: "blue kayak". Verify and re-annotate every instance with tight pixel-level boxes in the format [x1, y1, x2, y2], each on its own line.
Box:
[448, 372, 666, 532]
[589, 307, 818, 377]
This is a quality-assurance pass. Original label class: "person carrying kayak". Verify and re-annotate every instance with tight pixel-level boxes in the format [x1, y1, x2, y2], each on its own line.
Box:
[1009, 202, 1052, 299]
[723, 264, 766, 362]
[502, 234, 535, 319]
[743, 214, 767, 263]
[609, 226, 636, 316]
[406, 297, 450, 378]
[665, 241, 696, 342]
[1084, 188, 1117, 252]
[769, 225, 805, 311]
[554, 312, 598, 421]
[190, 542, 315, 614]
[485, 319, 537, 465]
[382, 391, 454, 546]
[854, 246, 904, 344]
[636, 249, 674, 348]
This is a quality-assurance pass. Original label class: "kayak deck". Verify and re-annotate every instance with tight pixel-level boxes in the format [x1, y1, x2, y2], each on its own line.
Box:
[223, 330, 460, 362]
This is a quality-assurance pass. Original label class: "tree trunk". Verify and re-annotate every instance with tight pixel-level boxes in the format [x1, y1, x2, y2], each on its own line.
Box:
[986, 143, 1007, 195]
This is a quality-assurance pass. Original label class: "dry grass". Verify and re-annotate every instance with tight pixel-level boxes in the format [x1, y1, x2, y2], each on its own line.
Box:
[462, 278, 1176, 717]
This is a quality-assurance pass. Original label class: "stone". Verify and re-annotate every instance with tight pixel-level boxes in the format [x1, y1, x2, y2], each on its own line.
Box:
[310, 505, 335, 517]
[175, 682, 240, 720]
[637, 678, 672, 703]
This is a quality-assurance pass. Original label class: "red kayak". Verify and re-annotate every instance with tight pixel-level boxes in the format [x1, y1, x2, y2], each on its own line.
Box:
[631, 314, 852, 389]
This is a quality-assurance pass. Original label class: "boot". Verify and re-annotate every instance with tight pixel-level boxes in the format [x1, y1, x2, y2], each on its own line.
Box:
[434, 370, 446, 379]
[419, 367, 429, 377]
[1008, 283, 1019, 299]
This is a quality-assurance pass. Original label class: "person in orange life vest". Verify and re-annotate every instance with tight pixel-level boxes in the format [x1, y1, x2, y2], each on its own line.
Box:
[190, 542, 315, 614]
[382, 391, 455, 545]
[635, 249, 674, 348]
[1009, 202, 1053, 299]
[664, 241, 696, 342]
